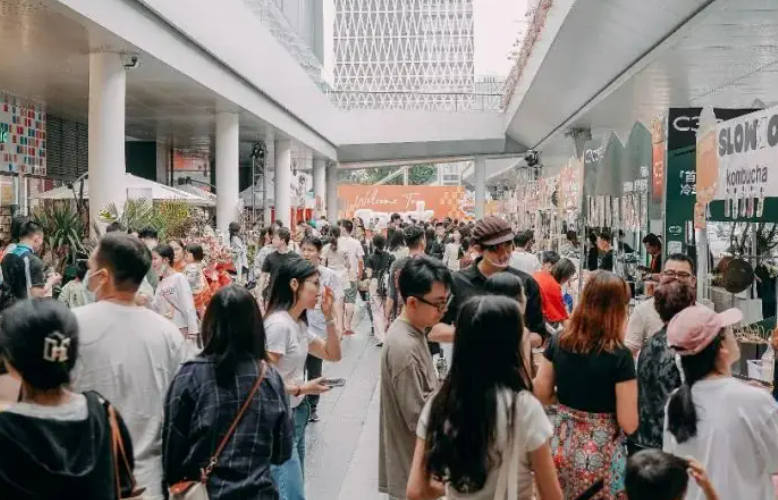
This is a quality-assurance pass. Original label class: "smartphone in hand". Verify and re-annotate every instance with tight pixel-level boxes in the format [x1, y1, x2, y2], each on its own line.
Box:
[323, 378, 346, 388]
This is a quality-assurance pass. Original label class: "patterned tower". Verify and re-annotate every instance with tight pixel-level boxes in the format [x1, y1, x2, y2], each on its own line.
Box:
[332, 0, 475, 110]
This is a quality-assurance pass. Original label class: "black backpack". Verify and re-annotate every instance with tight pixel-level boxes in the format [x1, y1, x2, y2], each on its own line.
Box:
[376, 252, 395, 299]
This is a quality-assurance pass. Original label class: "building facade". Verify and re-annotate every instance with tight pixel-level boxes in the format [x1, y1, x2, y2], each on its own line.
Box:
[332, 0, 476, 110]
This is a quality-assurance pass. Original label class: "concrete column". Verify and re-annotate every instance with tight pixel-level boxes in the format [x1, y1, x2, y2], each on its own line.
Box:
[263, 130, 275, 226]
[88, 52, 126, 228]
[215, 112, 240, 235]
[326, 161, 338, 222]
[275, 139, 292, 227]
[313, 158, 326, 217]
[474, 157, 486, 220]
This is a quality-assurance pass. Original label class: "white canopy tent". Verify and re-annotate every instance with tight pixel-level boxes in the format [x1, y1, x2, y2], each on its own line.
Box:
[34, 173, 216, 207]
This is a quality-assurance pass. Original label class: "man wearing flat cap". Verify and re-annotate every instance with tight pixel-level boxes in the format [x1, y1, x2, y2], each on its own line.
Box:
[430, 216, 545, 347]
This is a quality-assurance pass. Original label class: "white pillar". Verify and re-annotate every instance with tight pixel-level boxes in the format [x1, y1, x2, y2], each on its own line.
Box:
[313, 158, 326, 217]
[275, 139, 292, 227]
[326, 161, 338, 222]
[474, 157, 486, 220]
[215, 113, 240, 235]
[263, 130, 275, 226]
[89, 52, 126, 228]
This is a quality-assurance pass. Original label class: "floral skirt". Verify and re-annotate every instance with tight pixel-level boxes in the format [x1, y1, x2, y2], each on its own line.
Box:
[550, 404, 627, 500]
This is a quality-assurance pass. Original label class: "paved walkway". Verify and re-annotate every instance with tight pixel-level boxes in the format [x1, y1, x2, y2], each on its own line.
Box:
[305, 303, 386, 500]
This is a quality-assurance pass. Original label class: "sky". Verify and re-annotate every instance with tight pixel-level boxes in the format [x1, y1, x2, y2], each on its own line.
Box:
[474, 0, 530, 77]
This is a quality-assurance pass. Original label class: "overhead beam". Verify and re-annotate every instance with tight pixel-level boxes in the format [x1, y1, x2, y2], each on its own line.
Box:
[533, 0, 722, 150]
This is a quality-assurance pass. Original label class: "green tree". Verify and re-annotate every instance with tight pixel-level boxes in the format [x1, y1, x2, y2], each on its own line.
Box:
[337, 164, 437, 185]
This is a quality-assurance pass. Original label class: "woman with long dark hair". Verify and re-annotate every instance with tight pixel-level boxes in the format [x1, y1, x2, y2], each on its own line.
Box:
[366, 233, 394, 346]
[163, 285, 293, 500]
[534, 271, 637, 499]
[407, 296, 562, 500]
[265, 258, 343, 500]
[322, 226, 350, 297]
[0, 299, 139, 499]
[168, 239, 187, 273]
[664, 305, 778, 500]
[388, 228, 408, 260]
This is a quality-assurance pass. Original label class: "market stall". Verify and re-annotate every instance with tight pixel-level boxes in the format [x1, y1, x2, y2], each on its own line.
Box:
[695, 105, 778, 383]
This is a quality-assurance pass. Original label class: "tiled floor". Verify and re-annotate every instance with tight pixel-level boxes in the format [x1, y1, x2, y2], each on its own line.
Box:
[304, 304, 387, 500]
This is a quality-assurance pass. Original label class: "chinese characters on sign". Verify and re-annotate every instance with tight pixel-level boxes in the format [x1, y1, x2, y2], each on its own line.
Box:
[679, 169, 697, 196]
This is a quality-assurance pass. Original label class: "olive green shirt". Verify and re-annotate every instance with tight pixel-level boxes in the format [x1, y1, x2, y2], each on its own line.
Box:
[378, 317, 439, 498]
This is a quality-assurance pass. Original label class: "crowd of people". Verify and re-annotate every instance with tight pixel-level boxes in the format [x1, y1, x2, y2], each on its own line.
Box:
[0, 210, 776, 500]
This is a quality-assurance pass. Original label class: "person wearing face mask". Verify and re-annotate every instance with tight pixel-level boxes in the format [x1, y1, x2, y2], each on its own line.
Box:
[432, 216, 545, 348]
[70, 233, 189, 500]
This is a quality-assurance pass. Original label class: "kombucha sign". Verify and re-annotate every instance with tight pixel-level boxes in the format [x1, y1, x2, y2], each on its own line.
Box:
[715, 106, 778, 201]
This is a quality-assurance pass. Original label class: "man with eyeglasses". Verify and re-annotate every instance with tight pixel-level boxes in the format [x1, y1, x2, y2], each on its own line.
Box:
[431, 216, 545, 346]
[626, 253, 697, 355]
[379, 256, 452, 500]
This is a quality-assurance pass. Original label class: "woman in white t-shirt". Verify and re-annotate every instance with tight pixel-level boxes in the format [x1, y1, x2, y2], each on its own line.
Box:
[265, 257, 343, 500]
[664, 305, 778, 500]
[407, 295, 562, 500]
[442, 228, 462, 272]
[151, 244, 199, 343]
[322, 226, 351, 291]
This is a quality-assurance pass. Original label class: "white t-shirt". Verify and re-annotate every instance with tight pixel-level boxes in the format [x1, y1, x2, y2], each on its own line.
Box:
[509, 250, 541, 275]
[265, 310, 319, 408]
[308, 265, 344, 338]
[625, 298, 663, 352]
[626, 298, 704, 352]
[71, 301, 189, 500]
[338, 236, 365, 281]
[417, 389, 552, 500]
[663, 377, 778, 500]
[152, 272, 199, 333]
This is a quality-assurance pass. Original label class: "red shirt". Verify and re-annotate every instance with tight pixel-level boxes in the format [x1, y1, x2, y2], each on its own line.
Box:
[533, 270, 568, 323]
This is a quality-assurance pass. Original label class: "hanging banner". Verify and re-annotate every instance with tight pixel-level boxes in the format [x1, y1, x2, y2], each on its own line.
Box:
[706, 105, 778, 223]
[623, 123, 652, 232]
[651, 117, 666, 219]
[665, 108, 757, 256]
[582, 138, 604, 226]
[695, 108, 719, 206]
[715, 106, 778, 201]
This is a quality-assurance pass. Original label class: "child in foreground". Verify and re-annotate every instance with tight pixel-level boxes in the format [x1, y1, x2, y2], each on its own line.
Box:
[625, 449, 720, 500]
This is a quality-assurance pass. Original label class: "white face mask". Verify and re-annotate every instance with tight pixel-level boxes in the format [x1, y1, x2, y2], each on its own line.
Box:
[484, 253, 510, 269]
[84, 269, 103, 298]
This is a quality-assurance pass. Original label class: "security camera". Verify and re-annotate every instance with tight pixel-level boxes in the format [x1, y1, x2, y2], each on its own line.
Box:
[123, 55, 140, 70]
[525, 149, 540, 167]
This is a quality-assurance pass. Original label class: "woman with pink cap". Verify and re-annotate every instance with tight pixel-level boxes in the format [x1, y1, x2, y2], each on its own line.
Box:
[664, 305, 778, 500]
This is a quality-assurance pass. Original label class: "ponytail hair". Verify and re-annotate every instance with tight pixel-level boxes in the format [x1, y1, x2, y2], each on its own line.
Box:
[329, 226, 341, 251]
[666, 331, 724, 443]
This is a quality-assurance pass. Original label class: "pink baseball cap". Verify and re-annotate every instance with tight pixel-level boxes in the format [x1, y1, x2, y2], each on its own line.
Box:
[667, 305, 742, 356]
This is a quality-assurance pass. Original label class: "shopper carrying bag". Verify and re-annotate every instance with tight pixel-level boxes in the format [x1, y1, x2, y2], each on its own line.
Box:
[168, 361, 268, 500]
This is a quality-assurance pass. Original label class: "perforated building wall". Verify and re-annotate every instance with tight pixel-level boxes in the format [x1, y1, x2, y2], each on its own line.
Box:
[332, 0, 475, 110]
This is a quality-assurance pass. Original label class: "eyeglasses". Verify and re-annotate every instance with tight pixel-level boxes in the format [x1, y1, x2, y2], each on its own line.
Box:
[409, 293, 452, 312]
[661, 270, 694, 280]
[482, 241, 514, 253]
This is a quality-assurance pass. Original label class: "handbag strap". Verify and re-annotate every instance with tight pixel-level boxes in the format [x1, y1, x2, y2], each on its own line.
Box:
[493, 391, 523, 500]
[201, 360, 268, 480]
[107, 403, 139, 498]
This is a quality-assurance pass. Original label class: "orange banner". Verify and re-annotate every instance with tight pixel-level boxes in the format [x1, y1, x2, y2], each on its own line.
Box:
[337, 185, 467, 220]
